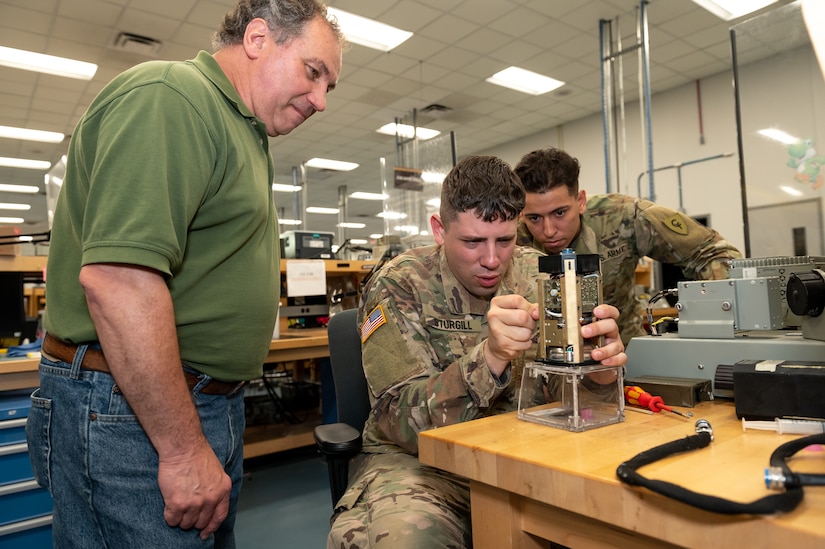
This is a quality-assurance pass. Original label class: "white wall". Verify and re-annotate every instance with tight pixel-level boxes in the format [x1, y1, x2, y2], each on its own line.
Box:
[480, 43, 825, 258]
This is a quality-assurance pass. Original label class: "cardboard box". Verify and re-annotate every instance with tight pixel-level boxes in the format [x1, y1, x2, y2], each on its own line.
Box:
[0, 227, 21, 256]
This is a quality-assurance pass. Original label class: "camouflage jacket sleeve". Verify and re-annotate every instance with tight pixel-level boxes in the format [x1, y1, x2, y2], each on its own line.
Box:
[357, 253, 512, 456]
[633, 199, 742, 279]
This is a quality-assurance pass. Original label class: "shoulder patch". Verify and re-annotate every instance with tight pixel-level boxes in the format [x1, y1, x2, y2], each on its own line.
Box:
[360, 304, 387, 343]
[664, 214, 689, 235]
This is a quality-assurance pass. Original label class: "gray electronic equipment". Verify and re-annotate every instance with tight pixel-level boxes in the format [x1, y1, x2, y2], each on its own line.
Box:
[729, 256, 825, 327]
[281, 231, 335, 259]
[675, 277, 783, 339]
[627, 256, 825, 397]
[625, 332, 825, 398]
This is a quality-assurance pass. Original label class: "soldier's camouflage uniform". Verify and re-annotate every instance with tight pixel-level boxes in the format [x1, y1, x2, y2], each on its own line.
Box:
[327, 244, 542, 549]
[518, 193, 742, 345]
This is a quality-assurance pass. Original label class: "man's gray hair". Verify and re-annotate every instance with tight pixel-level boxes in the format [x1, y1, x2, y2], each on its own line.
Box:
[212, 0, 342, 50]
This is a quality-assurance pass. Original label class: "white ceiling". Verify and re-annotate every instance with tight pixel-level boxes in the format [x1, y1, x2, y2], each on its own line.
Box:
[0, 0, 795, 243]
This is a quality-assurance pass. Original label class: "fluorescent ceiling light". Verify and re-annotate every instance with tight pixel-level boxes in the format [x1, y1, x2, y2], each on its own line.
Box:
[0, 203, 30, 211]
[758, 128, 799, 145]
[780, 185, 803, 197]
[278, 218, 302, 225]
[377, 211, 407, 220]
[327, 7, 412, 52]
[426, 198, 441, 208]
[306, 206, 339, 214]
[0, 184, 39, 194]
[0, 157, 51, 170]
[337, 222, 366, 229]
[690, 0, 778, 20]
[304, 157, 359, 171]
[350, 239, 368, 245]
[0, 217, 24, 224]
[0, 45, 97, 80]
[486, 66, 565, 96]
[369, 233, 384, 239]
[376, 123, 440, 140]
[350, 191, 387, 200]
[394, 225, 420, 234]
[0, 125, 64, 143]
[272, 183, 303, 192]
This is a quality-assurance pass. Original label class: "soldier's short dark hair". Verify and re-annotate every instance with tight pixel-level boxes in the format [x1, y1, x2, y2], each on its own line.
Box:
[212, 0, 343, 50]
[514, 147, 580, 195]
[439, 155, 525, 228]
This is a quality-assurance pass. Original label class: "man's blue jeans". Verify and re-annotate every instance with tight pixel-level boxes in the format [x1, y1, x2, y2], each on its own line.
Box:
[25, 344, 246, 548]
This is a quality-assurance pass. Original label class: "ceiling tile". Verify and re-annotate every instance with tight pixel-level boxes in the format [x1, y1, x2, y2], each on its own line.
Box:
[455, 28, 512, 56]
[0, 0, 799, 240]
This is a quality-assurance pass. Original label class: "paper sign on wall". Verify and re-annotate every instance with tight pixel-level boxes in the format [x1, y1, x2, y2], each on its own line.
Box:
[286, 260, 327, 297]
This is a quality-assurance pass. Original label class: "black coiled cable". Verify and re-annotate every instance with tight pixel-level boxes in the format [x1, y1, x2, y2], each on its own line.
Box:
[766, 433, 825, 490]
[616, 419, 824, 515]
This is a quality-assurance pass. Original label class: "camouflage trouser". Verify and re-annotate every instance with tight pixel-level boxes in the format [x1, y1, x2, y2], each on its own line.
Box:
[326, 452, 471, 549]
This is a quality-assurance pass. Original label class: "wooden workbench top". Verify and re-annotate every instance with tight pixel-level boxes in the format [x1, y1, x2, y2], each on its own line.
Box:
[270, 329, 328, 349]
[419, 401, 825, 547]
[0, 330, 330, 391]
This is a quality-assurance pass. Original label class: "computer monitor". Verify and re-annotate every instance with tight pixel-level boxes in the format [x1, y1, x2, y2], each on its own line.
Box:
[0, 272, 27, 341]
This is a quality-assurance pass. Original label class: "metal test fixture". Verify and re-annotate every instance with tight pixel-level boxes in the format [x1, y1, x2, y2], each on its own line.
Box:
[518, 249, 624, 432]
[626, 256, 825, 420]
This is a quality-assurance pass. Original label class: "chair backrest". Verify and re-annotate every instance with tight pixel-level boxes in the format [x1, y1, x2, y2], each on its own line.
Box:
[327, 308, 371, 431]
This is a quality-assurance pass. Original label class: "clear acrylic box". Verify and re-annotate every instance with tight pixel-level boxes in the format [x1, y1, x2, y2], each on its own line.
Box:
[518, 361, 625, 432]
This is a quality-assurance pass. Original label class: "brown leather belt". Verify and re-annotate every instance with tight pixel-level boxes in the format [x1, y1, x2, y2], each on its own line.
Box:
[42, 333, 247, 396]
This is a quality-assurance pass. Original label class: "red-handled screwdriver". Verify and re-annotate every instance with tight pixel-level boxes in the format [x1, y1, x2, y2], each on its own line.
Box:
[624, 385, 692, 418]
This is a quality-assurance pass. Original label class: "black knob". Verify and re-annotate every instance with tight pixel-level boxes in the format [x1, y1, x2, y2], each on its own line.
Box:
[787, 271, 825, 317]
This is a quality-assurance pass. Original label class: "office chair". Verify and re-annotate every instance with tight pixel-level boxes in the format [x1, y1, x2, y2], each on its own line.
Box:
[313, 308, 371, 507]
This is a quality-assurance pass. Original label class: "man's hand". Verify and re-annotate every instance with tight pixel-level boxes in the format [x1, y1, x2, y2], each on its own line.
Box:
[81, 263, 232, 540]
[485, 294, 540, 377]
[159, 443, 232, 540]
[582, 304, 626, 379]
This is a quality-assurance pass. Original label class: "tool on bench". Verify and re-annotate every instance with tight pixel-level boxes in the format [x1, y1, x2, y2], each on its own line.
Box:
[624, 385, 693, 418]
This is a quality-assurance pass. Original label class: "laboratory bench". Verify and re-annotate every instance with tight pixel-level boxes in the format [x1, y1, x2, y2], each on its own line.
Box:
[244, 329, 331, 458]
[419, 400, 825, 548]
[0, 329, 333, 459]
[4, 256, 375, 335]
[0, 329, 330, 549]
[0, 255, 367, 544]
[0, 256, 375, 458]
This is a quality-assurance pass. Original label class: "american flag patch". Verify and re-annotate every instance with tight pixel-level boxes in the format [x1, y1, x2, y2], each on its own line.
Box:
[360, 305, 387, 343]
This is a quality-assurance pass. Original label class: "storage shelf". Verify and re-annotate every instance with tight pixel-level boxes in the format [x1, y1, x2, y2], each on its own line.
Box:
[280, 258, 374, 274]
[242, 413, 320, 459]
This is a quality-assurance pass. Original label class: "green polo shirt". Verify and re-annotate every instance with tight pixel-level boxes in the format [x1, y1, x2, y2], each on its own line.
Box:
[45, 51, 279, 381]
